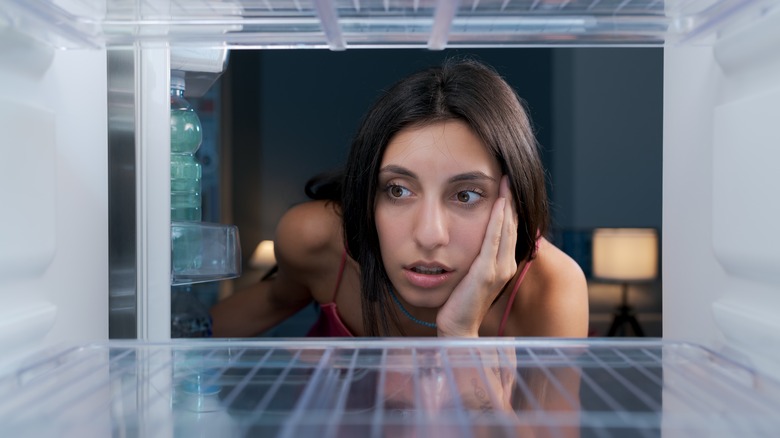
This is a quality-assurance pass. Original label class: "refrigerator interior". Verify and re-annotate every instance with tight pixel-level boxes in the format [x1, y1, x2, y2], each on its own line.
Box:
[2, 338, 780, 437]
[2, 0, 780, 434]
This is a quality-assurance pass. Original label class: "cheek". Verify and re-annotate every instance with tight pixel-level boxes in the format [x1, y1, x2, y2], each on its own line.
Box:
[451, 213, 492, 258]
[375, 208, 404, 256]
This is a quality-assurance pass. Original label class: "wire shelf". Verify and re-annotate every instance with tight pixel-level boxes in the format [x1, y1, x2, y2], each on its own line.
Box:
[2, 0, 777, 49]
[1, 338, 779, 437]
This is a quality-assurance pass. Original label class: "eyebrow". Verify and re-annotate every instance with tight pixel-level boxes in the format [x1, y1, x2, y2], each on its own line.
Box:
[379, 165, 497, 184]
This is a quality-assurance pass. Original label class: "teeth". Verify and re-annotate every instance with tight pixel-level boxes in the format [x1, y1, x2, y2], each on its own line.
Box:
[413, 266, 445, 275]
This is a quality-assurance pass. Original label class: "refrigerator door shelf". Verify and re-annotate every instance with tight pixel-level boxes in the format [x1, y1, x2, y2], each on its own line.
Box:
[171, 222, 242, 286]
[0, 338, 779, 437]
[171, 47, 230, 97]
[3, 0, 778, 50]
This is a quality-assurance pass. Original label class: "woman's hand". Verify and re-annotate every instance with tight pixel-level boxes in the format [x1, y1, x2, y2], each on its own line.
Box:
[437, 175, 519, 337]
[382, 346, 517, 417]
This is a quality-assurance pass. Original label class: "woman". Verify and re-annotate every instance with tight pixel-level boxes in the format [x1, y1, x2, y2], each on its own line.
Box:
[211, 58, 588, 338]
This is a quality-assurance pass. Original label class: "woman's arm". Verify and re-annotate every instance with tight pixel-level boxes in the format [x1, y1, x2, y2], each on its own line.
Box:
[210, 201, 339, 337]
[209, 272, 313, 338]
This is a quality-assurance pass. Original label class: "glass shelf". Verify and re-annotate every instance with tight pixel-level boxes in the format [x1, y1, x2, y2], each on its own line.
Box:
[1, 338, 779, 436]
[3, 0, 778, 50]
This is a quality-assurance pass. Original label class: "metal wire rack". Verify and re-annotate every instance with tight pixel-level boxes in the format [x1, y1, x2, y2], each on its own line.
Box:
[4, 0, 776, 49]
[1, 338, 779, 437]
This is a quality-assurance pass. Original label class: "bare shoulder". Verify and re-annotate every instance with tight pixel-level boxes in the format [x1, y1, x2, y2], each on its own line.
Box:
[515, 237, 589, 337]
[274, 200, 343, 276]
[533, 238, 587, 292]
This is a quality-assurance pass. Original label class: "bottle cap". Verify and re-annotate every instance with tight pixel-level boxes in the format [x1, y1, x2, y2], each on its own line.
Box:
[171, 70, 186, 91]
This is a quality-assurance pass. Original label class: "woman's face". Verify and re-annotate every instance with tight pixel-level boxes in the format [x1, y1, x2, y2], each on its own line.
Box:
[375, 120, 503, 309]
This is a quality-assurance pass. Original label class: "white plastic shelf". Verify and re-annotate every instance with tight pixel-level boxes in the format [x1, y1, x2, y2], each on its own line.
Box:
[3, 0, 778, 49]
[1, 339, 779, 437]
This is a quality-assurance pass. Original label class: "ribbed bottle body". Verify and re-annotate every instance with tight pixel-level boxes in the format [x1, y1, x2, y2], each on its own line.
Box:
[170, 72, 203, 272]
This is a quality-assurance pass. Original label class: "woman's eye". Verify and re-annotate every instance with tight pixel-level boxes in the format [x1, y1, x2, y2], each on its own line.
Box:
[388, 185, 411, 199]
[456, 190, 482, 204]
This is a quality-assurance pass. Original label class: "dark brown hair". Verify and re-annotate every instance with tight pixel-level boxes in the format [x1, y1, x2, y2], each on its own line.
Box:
[342, 58, 549, 336]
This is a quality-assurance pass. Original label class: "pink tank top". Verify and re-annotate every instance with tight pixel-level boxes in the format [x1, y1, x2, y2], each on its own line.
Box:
[306, 250, 354, 337]
[306, 250, 532, 337]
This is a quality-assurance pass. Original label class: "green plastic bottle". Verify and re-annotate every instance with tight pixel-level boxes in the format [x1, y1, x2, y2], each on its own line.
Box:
[170, 70, 202, 222]
[170, 71, 203, 273]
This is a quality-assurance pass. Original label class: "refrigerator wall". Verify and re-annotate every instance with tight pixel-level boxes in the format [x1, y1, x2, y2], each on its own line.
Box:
[664, 10, 780, 378]
[1, 0, 779, 375]
[0, 32, 109, 364]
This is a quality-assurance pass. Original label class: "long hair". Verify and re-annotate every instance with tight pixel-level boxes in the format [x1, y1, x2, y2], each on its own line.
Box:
[304, 168, 343, 202]
[342, 58, 549, 336]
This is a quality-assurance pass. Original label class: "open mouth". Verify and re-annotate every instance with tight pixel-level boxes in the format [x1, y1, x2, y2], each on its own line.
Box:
[411, 266, 447, 275]
[404, 263, 453, 289]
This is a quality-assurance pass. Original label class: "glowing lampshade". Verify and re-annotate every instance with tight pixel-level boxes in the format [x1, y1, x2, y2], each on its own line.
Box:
[592, 228, 658, 281]
[249, 240, 276, 270]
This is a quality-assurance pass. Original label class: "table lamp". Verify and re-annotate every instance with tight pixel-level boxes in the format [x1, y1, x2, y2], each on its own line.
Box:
[249, 239, 276, 273]
[592, 228, 658, 336]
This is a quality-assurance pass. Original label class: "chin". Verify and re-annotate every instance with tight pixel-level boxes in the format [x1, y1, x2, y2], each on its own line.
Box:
[398, 288, 450, 308]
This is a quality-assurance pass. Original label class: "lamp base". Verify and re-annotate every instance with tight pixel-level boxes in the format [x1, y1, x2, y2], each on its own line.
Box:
[607, 304, 645, 337]
[606, 283, 645, 337]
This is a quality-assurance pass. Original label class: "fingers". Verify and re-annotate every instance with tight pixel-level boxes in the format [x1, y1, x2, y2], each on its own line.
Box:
[499, 174, 519, 225]
[496, 176, 518, 271]
[477, 196, 506, 271]
[476, 176, 517, 277]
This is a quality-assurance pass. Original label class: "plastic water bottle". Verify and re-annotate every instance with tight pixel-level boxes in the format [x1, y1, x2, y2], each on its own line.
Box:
[170, 71, 203, 272]
[170, 70, 202, 222]
[172, 350, 239, 437]
[171, 286, 213, 337]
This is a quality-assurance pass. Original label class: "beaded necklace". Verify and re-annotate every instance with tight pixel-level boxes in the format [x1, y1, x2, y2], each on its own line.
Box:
[388, 287, 437, 329]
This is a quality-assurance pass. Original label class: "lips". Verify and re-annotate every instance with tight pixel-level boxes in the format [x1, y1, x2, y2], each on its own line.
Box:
[403, 262, 453, 289]
[411, 266, 446, 275]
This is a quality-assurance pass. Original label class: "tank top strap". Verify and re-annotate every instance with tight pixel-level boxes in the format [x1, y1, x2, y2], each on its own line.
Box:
[497, 259, 533, 336]
[328, 248, 348, 303]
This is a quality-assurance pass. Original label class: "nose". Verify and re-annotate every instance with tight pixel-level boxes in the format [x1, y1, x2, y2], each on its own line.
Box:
[412, 199, 449, 250]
